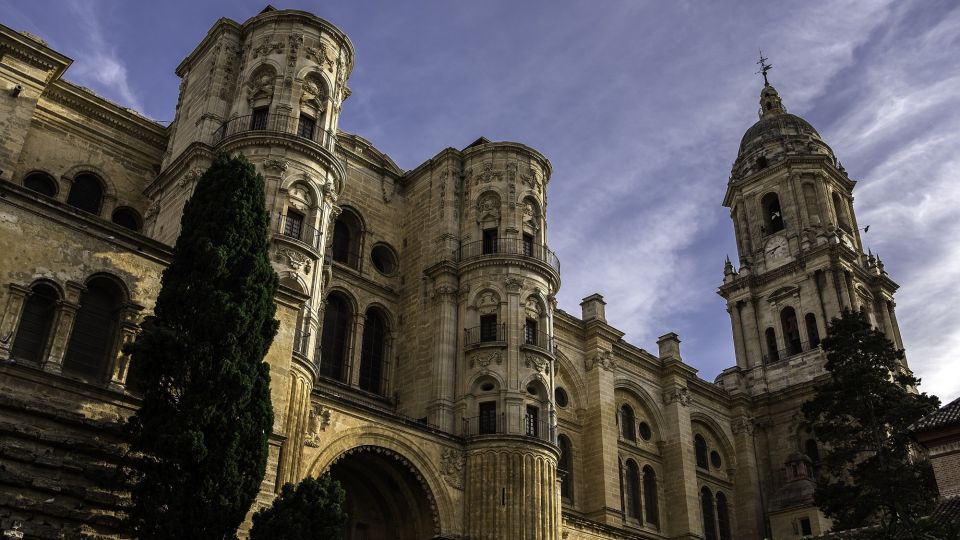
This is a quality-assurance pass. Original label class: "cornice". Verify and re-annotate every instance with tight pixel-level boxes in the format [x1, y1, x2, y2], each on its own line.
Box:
[336, 132, 404, 178]
[0, 24, 71, 83]
[723, 155, 854, 207]
[457, 255, 561, 290]
[218, 132, 346, 182]
[147, 143, 216, 198]
[461, 141, 553, 183]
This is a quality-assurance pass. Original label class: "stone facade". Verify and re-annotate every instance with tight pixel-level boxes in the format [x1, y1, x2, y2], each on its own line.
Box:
[0, 7, 913, 540]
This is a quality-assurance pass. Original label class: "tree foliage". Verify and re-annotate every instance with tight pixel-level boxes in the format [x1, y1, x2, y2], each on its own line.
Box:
[125, 152, 279, 539]
[802, 310, 940, 535]
[250, 474, 348, 540]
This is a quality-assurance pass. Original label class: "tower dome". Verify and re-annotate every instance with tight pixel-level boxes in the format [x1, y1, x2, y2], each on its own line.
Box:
[732, 83, 835, 178]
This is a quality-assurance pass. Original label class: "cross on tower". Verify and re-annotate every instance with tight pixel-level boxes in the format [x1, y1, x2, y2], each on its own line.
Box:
[756, 51, 773, 85]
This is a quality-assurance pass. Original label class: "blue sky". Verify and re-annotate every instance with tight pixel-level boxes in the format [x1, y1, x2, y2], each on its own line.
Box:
[6, 1, 959, 402]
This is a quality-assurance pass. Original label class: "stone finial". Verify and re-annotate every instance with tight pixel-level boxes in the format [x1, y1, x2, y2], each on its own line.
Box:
[723, 256, 736, 284]
[580, 293, 606, 322]
[657, 332, 682, 361]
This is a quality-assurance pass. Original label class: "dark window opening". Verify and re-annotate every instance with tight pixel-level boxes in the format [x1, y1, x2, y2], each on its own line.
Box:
[63, 277, 123, 379]
[643, 466, 659, 527]
[781, 306, 802, 355]
[358, 309, 386, 393]
[638, 421, 652, 441]
[522, 233, 534, 257]
[805, 439, 820, 463]
[524, 318, 537, 346]
[805, 313, 820, 348]
[111, 207, 142, 232]
[319, 293, 351, 381]
[701, 487, 717, 540]
[800, 517, 812, 536]
[66, 174, 104, 215]
[710, 450, 722, 469]
[482, 228, 498, 255]
[695, 434, 709, 469]
[283, 210, 304, 240]
[833, 192, 852, 233]
[620, 404, 636, 442]
[479, 314, 498, 342]
[479, 401, 497, 434]
[11, 283, 59, 363]
[250, 107, 268, 130]
[371, 244, 398, 275]
[765, 327, 779, 362]
[625, 460, 642, 521]
[757, 155, 769, 169]
[761, 192, 784, 233]
[297, 115, 316, 139]
[331, 210, 362, 268]
[24, 172, 57, 197]
[559, 435, 573, 501]
[716, 492, 731, 540]
[525, 405, 539, 437]
[555, 387, 569, 408]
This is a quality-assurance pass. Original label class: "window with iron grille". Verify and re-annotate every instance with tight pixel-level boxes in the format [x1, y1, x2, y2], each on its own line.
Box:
[283, 210, 304, 240]
[479, 401, 497, 434]
[482, 228, 498, 254]
[525, 405, 539, 437]
[250, 107, 268, 130]
[524, 318, 538, 346]
[522, 233, 534, 257]
[480, 314, 498, 342]
[297, 115, 315, 139]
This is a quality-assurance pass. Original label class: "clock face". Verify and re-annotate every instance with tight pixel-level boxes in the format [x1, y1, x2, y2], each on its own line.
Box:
[765, 236, 789, 264]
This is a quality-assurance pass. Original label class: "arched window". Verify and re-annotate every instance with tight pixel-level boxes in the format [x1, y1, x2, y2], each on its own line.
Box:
[805, 313, 820, 348]
[716, 491, 731, 540]
[63, 276, 125, 379]
[331, 209, 362, 268]
[111, 207, 143, 232]
[558, 435, 573, 502]
[695, 434, 709, 469]
[23, 172, 58, 197]
[624, 460, 642, 520]
[805, 439, 820, 463]
[765, 327, 779, 362]
[11, 283, 59, 363]
[701, 487, 717, 540]
[620, 404, 636, 441]
[319, 292, 351, 381]
[761, 192, 784, 234]
[66, 173, 104, 215]
[358, 308, 387, 393]
[833, 192, 852, 233]
[643, 465, 659, 527]
[780, 307, 801, 355]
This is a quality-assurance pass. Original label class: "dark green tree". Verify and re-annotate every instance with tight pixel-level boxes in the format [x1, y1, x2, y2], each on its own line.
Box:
[249, 474, 348, 540]
[125, 152, 279, 539]
[802, 310, 940, 537]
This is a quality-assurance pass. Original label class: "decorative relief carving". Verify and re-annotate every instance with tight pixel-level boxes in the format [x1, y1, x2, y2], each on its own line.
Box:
[263, 158, 288, 172]
[524, 354, 548, 373]
[470, 351, 501, 368]
[731, 416, 754, 435]
[276, 248, 313, 274]
[247, 71, 275, 104]
[304, 404, 330, 447]
[585, 349, 615, 371]
[306, 41, 337, 72]
[439, 449, 465, 490]
[300, 77, 327, 111]
[476, 291, 499, 315]
[504, 277, 524, 292]
[177, 168, 204, 189]
[476, 193, 500, 223]
[251, 38, 284, 58]
[524, 297, 542, 319]
[662, 386, 691, 407]
[144, 202, 160, 220]
[433, 284, 457, 303]
[475, 162, 501, 185]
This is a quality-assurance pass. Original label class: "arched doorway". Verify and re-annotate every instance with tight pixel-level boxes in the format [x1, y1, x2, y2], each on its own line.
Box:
[328, 446, 440, 540]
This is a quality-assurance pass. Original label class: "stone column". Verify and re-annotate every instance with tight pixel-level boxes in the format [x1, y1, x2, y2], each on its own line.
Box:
[429, 277, 459, 432]
[0, 284, 30, 359]
[44, 281, 85, 374]
[348, 312, 365, 386]
[659, 380, 701, 539]
[108, 306, 142, 390]
[731, 415, 764, 539]
[728, 302, 747, 369]
[739, 300, 763, 369]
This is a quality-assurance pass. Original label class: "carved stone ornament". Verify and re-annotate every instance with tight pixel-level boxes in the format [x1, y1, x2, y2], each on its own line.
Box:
[476, 194, 500, 223]
[144, 202, 160, 220]
[433, 284, 458, 303]
[300, 78, 327, 111]
[276, 248, 313, 274]
[475, 162, 501, 185]
[306, 42, 337, 72]
[524, 297, 542, 319]
[247, 72, 275, 104]
[251, 38, 284, 58]
[439, 448, 465, 490]
[585, 349, 616, 372]
[476, 291, 499, 315]
[504, 277, 524, 293]
[731, 416, 754, 435]
[263, 158, 288, 172]
[524, 354, 548, 373]
[662, 386, 691, 407]
[470, 351, 501, 368]
[177, 168, 204, 189]
[304, 404, 331, 447]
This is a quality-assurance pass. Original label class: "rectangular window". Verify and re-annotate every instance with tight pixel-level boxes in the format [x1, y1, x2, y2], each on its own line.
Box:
[480, 314, 498, 342]
[283, 210, 304, 240]
[526, 405, 539, 437]
[522, 233, 534, 257]
[799, 517, 812, 536]
[525, 318, 538, 346]
[482, 228, 498, 255]
[297, 115, 316, 140]
[250, 107, 268, 130]
[479, 401, 497, 434]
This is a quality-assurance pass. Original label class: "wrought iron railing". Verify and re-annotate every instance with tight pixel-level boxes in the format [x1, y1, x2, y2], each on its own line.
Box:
[214, 112, 336, 150]
[455, 237, 560, 273]
[461, 411, 557, 444]
[293, 329, 311, 357]
[763, 341, 820, 364]
[464, 323, 507, 347]
[276, 212, 323, 250]
[522, 328, 554, 352]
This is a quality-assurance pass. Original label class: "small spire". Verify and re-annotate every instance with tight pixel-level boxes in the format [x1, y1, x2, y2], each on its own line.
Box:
[755, 52, 785, 118]
[756, 50, 773, 86]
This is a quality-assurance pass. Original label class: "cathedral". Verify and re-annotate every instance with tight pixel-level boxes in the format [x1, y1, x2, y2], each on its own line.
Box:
[0, 7, 910, 539]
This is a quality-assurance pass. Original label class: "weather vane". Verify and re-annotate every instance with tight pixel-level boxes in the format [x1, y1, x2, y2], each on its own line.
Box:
[756, 50, 773, 85]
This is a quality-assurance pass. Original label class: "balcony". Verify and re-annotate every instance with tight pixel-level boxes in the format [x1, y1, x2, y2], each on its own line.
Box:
[214, 112, 336, 151]
[763, 340, 821, 365]
[455, 237, 560, 274]
[521, 327, 554, 354]
[275, 212, 323, 252]
[462, 411, 557, 445]
[464, 323, 507, 349]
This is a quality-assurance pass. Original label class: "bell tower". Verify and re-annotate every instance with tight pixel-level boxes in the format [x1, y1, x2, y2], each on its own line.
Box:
[717, 65, 909, 536]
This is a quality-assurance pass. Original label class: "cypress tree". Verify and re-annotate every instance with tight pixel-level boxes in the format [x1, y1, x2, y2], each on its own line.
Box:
[802, 310, 940, 537]
[126, 152, 279, 539]
[249, 475, 348, 540]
